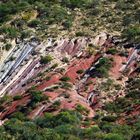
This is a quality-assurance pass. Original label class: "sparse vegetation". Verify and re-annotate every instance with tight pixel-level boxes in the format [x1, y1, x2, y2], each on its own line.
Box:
[52, 100, 61, 109]
[92, 57, 113, 78]
[0, 1, 140, 140]
[76, 104, 89, 115]
[122, 26, 140, 42]
[60, 82, 73, 89]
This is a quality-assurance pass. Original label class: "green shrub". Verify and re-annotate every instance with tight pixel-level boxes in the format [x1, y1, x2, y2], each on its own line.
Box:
[60, 82, 72, 89]
[51, 63, 58, 69]
[0, 26, 18, 39]
[75, 31, 86, 37]
[126, 90, 140, 99]
[52, 100, 61, 109]
[106, 48, 118, 55]
[9, 112, 26, 121]
[63, 19, 73, 29]
[135, 9, 140, 23]
[21, 30, 31, 39]
[40, 55, 53, 64]
[102, 115, 117, 122]
[76, 69, 84, 74]
[30, 90, 43, 103]
[62, 0, 92, 9]
[45, 76, 51, 81]
[28, 19, 40, 28]
[4, 43, 12, 51]
[76, 104, 89, 115]
[122, 15, 132, 26]
[94, 57, 113, 78]
[62, 57, 69, 63]
[60, 76, 71, 82]
[104, 133, 124, 140]
[122, 26, 140, 42]
[0, 95, 12, 104]
[13, 95, 22, 101]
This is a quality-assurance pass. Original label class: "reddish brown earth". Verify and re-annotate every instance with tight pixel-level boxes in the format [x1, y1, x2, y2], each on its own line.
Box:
[110, 55, 127, 78]
[65, 56, 95, 83]
[125, 105, 140, 117]
[44, 91, 60, 100]
[117, 104, 140, 125]
[0, 95, 30, 120]
[37, 73, 62, 91]
[65, 53, 101, 83]
[0, 35, 139, 123]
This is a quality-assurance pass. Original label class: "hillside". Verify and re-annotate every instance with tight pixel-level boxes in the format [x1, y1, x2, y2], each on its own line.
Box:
[0, 0, 140, 140]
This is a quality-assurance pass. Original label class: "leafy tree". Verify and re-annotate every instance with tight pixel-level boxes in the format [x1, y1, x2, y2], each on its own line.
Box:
[81, 125, 101, 139]
[63, 134, 80, 140]
[55, 124, 74, 134]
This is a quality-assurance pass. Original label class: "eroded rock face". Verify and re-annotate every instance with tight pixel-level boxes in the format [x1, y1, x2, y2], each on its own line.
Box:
[0, 33, 138, 121]
[65, 56, 95, 83]
[56, 38, 88, 57]
[120, 44, 140, 75]
[93, 32, 108, 46]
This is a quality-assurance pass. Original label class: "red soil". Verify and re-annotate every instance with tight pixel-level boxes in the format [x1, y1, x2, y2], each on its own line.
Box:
[44, 91, 60, 100]
[110, 55, 127, 78]
[0, 95, 30, 120]
[65, 54, 101, 83]
[37, 73, 61, 91]
[60, 100, 75, 110]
